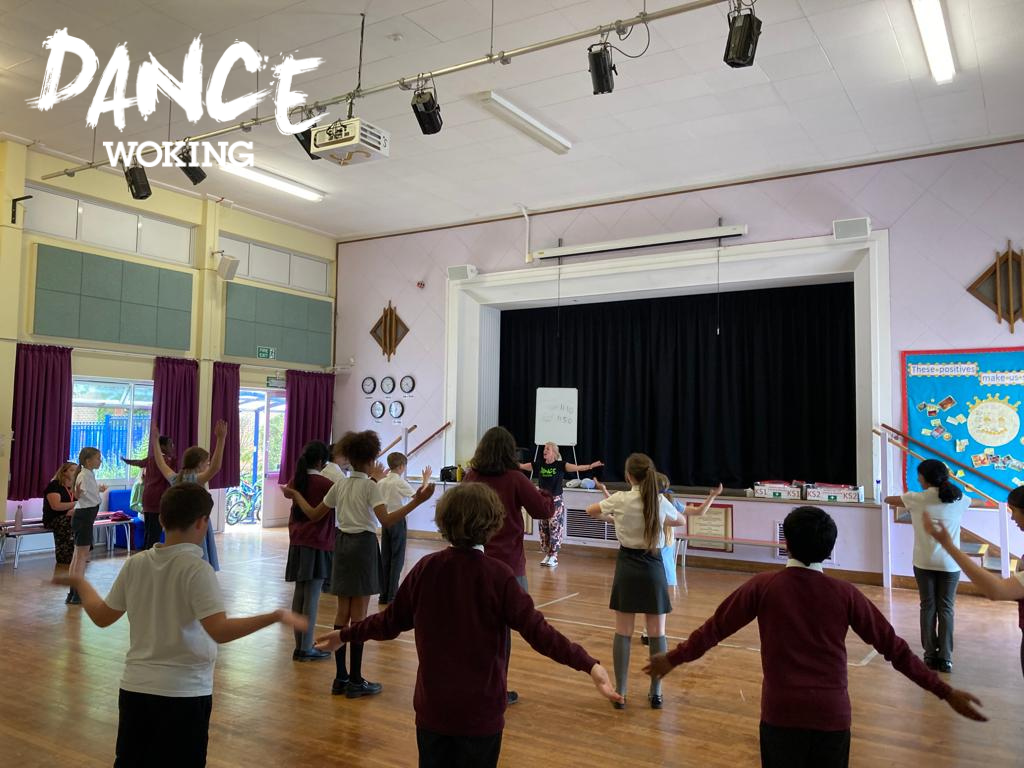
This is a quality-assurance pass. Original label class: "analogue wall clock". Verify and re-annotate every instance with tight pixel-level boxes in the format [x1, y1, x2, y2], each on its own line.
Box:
[389, 400, 405, 419]
[370, 400, 385, 419]
[381, 376, 396, 394]
[400, 375, 416, 393]
[361, 376, 376, 394]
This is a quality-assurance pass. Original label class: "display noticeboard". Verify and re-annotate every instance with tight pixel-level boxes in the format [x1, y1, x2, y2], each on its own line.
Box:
[902, 347, 1024, 503]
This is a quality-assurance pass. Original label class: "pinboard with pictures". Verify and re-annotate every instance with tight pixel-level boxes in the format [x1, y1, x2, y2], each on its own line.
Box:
[902, 347, 1024, 504]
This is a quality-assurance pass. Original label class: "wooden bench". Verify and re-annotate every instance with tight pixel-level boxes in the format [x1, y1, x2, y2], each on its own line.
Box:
[0, 512, 134, 568]
[674, 533, 781, 573]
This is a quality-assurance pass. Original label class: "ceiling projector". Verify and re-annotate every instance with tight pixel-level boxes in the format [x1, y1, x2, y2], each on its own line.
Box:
[310, 118, 390, 166]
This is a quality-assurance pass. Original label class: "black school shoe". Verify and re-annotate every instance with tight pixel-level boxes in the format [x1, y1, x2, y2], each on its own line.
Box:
[937, 660, 953, 673]
[507, 691, 519, 705]
[649, 694, 663, 709]
[330, 677, 350, 695]
[293, 649, 331, 661]
[346, 678, 383, 698]
[924, 655, 939, 670]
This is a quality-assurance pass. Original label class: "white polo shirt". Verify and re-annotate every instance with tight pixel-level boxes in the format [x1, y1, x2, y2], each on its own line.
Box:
[321, 462, 346, 484]
[902, 487, 969, 572]
[75, 467, 101, 508]
[599, 488, 679, 549]
[105, 542, 224, 697]
[323, 471, 385, 534]
[377, 472, 415, 514]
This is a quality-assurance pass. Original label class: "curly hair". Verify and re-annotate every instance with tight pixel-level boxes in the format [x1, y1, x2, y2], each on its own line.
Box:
[337, 430, 381, 468]
[435, 482, 506, 548]
[468, 426, 519, 476]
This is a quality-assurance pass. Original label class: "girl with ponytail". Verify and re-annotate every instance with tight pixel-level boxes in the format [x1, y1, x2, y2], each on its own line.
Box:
[586, 453, 693, 709]
[285, 440, 335, 661]
[886, 458, 970, 673]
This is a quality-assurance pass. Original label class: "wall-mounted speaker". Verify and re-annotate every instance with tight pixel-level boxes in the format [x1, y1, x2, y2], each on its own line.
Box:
[833, 217, 871, 241]
[217, 254, 240, 280]
[447, 264, 479, 281]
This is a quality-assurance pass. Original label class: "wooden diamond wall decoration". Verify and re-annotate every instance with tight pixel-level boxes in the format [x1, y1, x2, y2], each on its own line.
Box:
[968, 241, 1024, 333]
[370, 301, 409, 360]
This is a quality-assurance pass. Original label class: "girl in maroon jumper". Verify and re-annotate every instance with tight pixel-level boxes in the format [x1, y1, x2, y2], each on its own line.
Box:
[315, 482, 621, 768]
[463, 426, 554, 705]
[285, 441, 335, 661]
[646, 506, 985, 768]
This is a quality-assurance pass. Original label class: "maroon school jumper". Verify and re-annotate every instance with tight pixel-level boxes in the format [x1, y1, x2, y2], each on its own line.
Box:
[338, 546, 597, 736]
[124, 453, 176, 513]
[666, 566, 952, 731]
[462, 469, 554, 577]
[289, 473, 335, 551]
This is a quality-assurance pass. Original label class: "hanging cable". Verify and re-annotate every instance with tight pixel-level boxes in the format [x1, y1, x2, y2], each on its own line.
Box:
[490, 0, 495, 57]
[716, 216, 723, 337]
[349, 12, 367, 119]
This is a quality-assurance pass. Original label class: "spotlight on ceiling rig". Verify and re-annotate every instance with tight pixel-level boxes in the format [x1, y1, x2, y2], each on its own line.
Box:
[411, 86, 443, 135]
[295, 116, 323, 161]
[588, 41, 616, 94]
[176, 143, 207, 186]
[724, 1, 762, 68]
[123, 160, 151, 200]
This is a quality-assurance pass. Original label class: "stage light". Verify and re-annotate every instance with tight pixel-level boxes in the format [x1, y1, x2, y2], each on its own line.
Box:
[724, 4, 762, 68]
[911, 0, 956, 83]
[411, 87, 443, 135]
[588, 42, 616, 94]
[176, 143, 207, 185]
[123, 160, 151, 200]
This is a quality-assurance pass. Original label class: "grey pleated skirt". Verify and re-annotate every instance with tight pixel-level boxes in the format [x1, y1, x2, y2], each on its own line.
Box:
[609, 546, 672, 615]
[331, 530, 383, 597]
[285, 544, 333, 583]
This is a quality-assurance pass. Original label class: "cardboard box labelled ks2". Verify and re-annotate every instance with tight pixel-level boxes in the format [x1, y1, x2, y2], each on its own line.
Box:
[805, 485, 865, 503]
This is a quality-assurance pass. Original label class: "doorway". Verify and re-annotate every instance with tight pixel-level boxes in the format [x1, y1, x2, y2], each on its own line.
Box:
[225, 388, 286, 529]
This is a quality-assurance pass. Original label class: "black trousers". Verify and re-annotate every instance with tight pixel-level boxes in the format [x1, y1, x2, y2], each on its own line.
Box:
[143, 511, 164, 550]
[115, 689, 212, 767]
[913, 566, 959, 663]
[379, 518, 407, 603]
[417, 728, 502, 768]
[759, 722, 850, 768]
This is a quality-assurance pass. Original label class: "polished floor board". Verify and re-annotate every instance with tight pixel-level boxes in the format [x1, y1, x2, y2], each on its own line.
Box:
[1, 529, 1021, 766]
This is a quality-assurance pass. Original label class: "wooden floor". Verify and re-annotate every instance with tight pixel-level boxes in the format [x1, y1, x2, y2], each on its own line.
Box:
[2, 529, 1023, 767]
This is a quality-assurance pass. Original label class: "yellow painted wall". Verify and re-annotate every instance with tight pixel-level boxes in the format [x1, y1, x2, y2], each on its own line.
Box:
[1, 143, 338, 515]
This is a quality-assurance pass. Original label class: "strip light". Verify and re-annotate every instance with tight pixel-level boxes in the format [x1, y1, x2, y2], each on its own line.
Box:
[218, 164, 325, 202]
[911, 0, 956, 84]
[478, 91, 572, 155]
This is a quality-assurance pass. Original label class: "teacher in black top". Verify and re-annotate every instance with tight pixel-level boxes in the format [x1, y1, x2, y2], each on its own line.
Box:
[42, 461, 78, 567]
[519, 442, 603, 569]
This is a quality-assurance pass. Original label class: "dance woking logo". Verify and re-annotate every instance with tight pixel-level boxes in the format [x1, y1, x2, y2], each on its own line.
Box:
[27, 29, 330, 168]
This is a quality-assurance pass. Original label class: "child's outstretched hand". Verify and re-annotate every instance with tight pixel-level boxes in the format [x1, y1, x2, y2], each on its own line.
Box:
[369, 461, 387, 481]
[946, 689, 987, 721]
[275, 609, 309, 632]
[421, 466, 432, 485]
[643, 652, 675, 680]
[710, 483, 724, 497]
[280, 485, 297, 500]
[51, 574, 79, 588]
[922, 511, 953, 547]
[414, 483, 436, 503]
[314, 630, 343, 653]
[590, 663, 623, 704]
[214, 419, 228, 440]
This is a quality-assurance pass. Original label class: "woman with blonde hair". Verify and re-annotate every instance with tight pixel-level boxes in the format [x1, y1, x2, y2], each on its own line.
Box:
[519, 441, 603, 568]
[587, 452, 684, 709]
[43, 462, 78, 596]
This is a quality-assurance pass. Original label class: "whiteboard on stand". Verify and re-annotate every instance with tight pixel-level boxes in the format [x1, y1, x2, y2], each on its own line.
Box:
[534, 387, 578, 446]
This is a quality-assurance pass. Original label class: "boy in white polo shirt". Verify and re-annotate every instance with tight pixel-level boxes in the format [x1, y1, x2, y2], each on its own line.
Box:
[377, 452, 431, 607]
[55, 483, 306, 767]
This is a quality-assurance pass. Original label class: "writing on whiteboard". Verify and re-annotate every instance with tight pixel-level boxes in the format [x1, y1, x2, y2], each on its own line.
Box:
[534, 387, 579, 446]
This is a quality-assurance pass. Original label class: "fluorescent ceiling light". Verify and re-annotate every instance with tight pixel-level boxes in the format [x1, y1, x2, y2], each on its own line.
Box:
[911, 0, 956, 84]
[478, 91, 572, 155]
[218, 164, 325, 202]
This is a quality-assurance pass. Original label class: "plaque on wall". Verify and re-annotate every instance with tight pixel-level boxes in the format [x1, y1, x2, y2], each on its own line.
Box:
[686, 503, 734, 553]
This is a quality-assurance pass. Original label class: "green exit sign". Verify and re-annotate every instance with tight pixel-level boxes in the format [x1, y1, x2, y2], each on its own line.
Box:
[256, 346, 276, 360]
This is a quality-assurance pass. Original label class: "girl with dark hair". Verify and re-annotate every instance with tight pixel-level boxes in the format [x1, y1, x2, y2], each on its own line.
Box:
[463, 426, 555, 705]
[284, 430, 435, 698]
[886, 459, 970, 673]
[586, 453, 685, 709]
[924, 486, 1024, 678]
[285, 440, 335, 661]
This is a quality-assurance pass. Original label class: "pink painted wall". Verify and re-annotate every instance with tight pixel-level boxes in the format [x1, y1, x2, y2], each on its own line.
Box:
[336, 142, 1024, 566]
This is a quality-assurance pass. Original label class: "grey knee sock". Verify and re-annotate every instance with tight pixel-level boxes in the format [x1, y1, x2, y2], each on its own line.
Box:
[302, 579, 323, 652]
[648, 636, 668, 697]
[613, 634, 632, 698]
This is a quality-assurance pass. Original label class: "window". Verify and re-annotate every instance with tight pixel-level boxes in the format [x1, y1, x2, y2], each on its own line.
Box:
[70, 378, 153, 483]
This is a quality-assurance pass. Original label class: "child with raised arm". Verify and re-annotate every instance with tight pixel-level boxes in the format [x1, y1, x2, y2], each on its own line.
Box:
[645, 505, 986, 768]
[315, 482, 620, 768]
[377, 452, 431, 607]
[54, 483, 306, 768]
[922, 485, 1024, 677]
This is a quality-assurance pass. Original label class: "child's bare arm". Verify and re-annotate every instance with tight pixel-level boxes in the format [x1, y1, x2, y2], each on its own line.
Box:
[52, 575, 124, 628]
[200, 609, 306, 644]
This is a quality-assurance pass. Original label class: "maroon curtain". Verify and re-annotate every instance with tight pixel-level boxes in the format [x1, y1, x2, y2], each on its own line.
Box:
[208, 362, 240, 489]
[8, 344, 72, 500]
[152, 357, 198, 463]
[279, 370, 334, 484]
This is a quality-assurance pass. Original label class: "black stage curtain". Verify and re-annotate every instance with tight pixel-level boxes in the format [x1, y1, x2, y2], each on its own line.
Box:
[498, 282, 856, 488]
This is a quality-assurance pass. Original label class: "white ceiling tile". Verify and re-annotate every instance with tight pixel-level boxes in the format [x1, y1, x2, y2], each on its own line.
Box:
[757, 45, 833, 81]
[640, 72, 713, 102]
[645, 5, 727, 48]
[714, 82, 782, 111]
[797, 0, 871, 16]
[825, 30, 910, 88]
[676, 37, 732, 73]
[806, 0, 892, 41]
[809, 128, 876, 157]
[772, 69, 847, 102]
[754, 19, 821, 57]
[862, 119, 932, 151]
[405, 0, 493, 42]
[701, 63, 770, 92]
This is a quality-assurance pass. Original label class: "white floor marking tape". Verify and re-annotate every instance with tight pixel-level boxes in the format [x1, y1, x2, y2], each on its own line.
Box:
[535, 592, 580, 609]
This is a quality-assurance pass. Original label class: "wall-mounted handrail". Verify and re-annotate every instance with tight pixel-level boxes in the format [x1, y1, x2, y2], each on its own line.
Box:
[408, 422, 451, 459]
[878, 422, 1013, 494]
[872, 428, 998, 505]
[377, 425, 418, 459]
